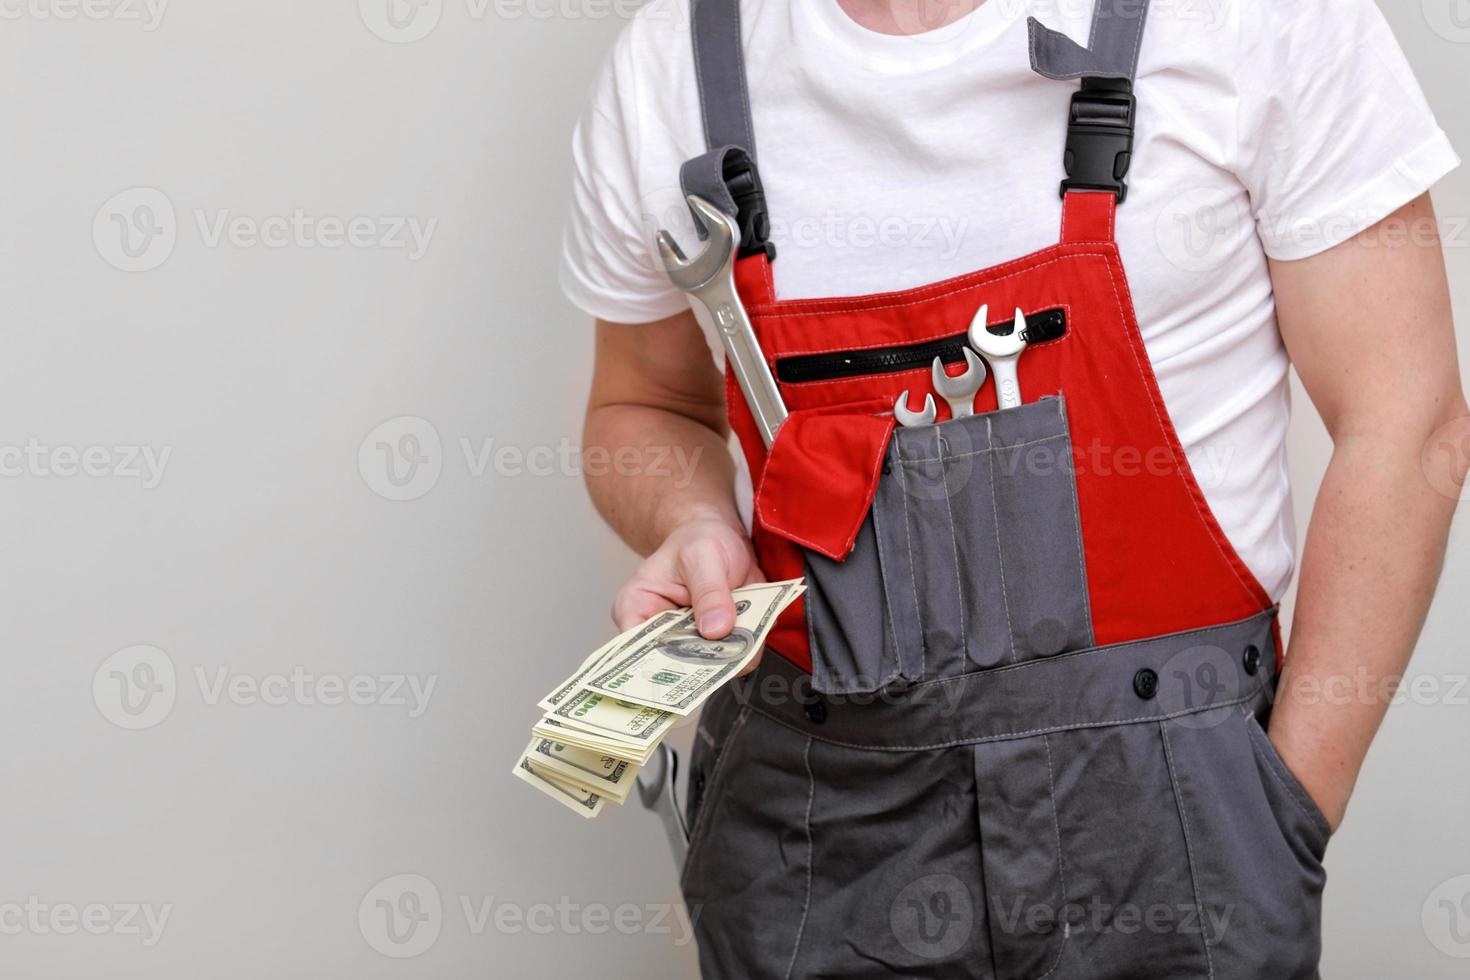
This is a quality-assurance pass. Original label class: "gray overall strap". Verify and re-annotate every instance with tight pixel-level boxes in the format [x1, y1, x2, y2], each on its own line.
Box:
[679, 0, 775, 259]
[1028, 0, 1153, 201]
[1028, 0, 1152, 81]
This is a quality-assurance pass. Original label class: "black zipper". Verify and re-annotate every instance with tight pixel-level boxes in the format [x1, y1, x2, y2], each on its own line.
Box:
[774, 308, 1068, 385]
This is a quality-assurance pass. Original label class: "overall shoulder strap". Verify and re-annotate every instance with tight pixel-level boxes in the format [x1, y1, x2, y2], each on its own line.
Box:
[679, 0, 776, 260]
[1029, 0, 1152, 204]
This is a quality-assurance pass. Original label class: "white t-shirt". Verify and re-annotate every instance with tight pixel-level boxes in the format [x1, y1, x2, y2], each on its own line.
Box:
[559, 0, 1458, 600]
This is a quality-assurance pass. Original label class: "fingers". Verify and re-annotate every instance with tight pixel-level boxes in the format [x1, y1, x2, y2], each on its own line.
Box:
[677, 538, 738, 639]
[611, 581, 681, 633]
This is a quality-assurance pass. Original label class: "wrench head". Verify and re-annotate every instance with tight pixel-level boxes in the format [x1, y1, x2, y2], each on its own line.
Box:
[931, 349, 986, 400]
[968, 304, 1029, 359]
[894, 390, 938, 428]
[656, 195, 740, 292]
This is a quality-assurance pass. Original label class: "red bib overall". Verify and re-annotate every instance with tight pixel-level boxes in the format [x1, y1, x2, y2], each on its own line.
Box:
[672, 3, 1330, 977]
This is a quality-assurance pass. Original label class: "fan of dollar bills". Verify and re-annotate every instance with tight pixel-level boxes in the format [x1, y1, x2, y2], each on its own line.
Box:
[512, 579, 805, 818]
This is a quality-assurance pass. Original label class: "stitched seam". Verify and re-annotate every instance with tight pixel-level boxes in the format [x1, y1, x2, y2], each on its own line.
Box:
[743, 249, 1113, 317]
[871, 482, 907, 684]
[783, 737, 816, 980]
[896, 438, 927, 680]
[1247, 719, 1331, 839]
[907, 611, 1274, 691]
[1160, 721, 1215, 980]
[896, 432, 1068, 465]
[987, 422, 1020, 665]
[730, 0, 757, 159]
[1035, 733, 1071, 979]
[938, 429, 970, 667]
[748, 687, 1264, 754]
[1127, 0, 1147, 79]
[1057, 396, 1096, 646]
[690, 0, 713, 150]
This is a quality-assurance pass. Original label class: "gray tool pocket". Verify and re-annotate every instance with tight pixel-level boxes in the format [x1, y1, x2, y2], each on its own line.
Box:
[806, 396, 1093, 693]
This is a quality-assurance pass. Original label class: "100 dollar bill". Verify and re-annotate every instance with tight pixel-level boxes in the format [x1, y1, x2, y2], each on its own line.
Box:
[511, 752, 605, 819]
[537, 610, 682, 714]
[528, 737, 639, 804]
[577, 579, 803, 715]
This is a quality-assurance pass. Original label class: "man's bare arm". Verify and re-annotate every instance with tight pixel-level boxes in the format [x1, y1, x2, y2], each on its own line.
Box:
[1269, 193, 1468, 831]
[584, 311, 758, 640]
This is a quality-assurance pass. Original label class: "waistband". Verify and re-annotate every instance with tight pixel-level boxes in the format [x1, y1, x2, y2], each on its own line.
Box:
[734, 609, 1280, 752]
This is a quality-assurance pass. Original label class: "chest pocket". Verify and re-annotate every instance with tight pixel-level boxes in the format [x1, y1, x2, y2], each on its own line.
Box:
[805, 395, 1094, 693]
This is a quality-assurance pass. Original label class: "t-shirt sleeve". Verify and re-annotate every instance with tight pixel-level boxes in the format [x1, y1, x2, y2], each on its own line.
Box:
[558, 36, 691, 325]
[1234, 0, 1459, 260]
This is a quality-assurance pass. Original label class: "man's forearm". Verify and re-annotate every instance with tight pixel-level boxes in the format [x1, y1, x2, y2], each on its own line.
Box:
[1271, 412, 1467, 829]
[583, 403, 742, 557]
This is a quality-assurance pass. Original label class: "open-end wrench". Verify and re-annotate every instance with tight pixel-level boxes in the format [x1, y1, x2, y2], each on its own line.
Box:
[657, 195, 788, 447]
[968, 305, 1030, 410]
[931, 349, 987, 419]
[894, 390, 938, 428]
[635, 742, 688, 872]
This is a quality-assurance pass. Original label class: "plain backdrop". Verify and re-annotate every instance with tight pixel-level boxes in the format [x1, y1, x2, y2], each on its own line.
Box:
[1, 1, 1466, 977]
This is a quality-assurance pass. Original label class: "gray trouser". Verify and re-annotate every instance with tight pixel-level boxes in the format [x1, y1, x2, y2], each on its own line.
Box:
[680, 610, 1331, 979]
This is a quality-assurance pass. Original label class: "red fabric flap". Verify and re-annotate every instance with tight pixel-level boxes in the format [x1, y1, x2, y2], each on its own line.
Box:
[754, 406, 895, 562]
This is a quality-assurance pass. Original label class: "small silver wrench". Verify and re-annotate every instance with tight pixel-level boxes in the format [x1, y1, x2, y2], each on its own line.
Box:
[894, 390, 938, 428]
[635, 743, 688, 872]
[658, 195, 788, 448]
[968, 305, 1030, 410]
[931, 349, 987, 419]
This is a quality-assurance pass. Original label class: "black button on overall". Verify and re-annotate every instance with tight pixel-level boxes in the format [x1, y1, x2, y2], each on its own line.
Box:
[1132, 668, 1159, 700]
[1243, 644, 1262, 675]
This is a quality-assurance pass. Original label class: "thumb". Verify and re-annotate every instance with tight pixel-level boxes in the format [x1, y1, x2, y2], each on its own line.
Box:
[677, 539, 739, 639]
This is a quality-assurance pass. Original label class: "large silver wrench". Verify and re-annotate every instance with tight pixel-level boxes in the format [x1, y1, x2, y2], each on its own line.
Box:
[931, 349, 987, 419]
[968, 305, 1029, 410]
[635, 743, 688, 872]
[657, 196, 788, 447]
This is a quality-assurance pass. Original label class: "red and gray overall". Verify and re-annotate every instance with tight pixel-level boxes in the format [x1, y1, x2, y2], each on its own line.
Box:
[674, 2, 1331, 977]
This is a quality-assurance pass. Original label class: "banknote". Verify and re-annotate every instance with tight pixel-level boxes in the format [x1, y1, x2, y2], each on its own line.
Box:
[539, 689, 679, 751]
[529, 718, 653, 766]
[577, 579, 804, 715]
[537, 611, 683, 713]
[514, 578, 806, 819]
[511, 752, 605, 819]
[528, 737, 639, 804]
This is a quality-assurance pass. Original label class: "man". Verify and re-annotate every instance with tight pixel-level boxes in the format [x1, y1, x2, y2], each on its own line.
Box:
[560, 0, 1466, 976]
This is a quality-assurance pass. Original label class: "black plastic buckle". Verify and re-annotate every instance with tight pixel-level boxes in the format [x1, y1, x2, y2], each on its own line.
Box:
[1060, 78, 1136, 203]
[723, 150, 777, 262]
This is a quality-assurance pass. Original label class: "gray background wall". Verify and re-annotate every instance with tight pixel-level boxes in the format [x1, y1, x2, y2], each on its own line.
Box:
[0, 1, 1465, 977]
